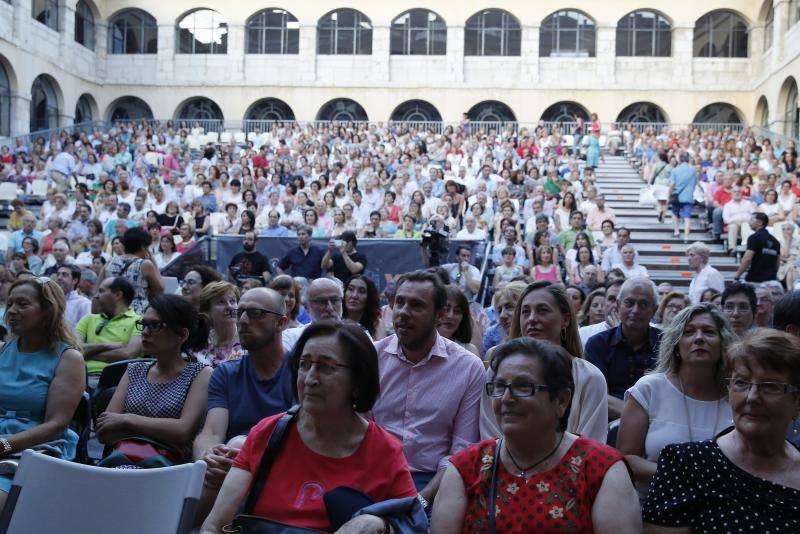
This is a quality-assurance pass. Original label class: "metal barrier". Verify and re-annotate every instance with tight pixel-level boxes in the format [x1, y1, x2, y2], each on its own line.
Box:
[159, 236, 214, 278]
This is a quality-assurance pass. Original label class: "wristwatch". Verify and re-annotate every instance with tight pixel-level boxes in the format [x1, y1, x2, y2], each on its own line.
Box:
[0, 438, 12, 457]
[417, 494, 430, 510]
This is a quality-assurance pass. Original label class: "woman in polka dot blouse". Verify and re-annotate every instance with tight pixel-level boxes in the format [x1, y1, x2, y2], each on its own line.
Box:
[432, 338, 641, 533]
[643, 329, 800, 532]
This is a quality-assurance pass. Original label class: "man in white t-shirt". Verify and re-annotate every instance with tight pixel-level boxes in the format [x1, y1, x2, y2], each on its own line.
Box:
[686, 242, 725, 304]
[455, 215, 486, 241]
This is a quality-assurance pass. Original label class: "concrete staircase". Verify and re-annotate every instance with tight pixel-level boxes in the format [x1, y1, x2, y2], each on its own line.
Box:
[594, 156, 737, 287]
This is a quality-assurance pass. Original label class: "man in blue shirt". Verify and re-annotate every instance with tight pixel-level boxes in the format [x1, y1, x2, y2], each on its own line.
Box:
[259, 210, 289, 237]
[192, 288, 294, 522]
[6, 214, 43, 263]
[196, 180, 218, 214]
[277, 226, 324, 279]
[669, 153, 698, 243]
[585, 277, 661, 420]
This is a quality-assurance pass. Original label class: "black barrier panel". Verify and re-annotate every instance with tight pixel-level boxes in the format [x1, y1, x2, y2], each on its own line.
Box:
[215, 237, 486, 291]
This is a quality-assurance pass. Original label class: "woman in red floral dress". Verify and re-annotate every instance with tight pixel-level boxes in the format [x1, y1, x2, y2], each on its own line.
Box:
[432, 338, 641, 533]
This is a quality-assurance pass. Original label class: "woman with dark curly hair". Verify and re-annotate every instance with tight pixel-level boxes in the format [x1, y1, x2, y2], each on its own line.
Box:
[437, 285, 479, 356]
[342, 275, 385, 339]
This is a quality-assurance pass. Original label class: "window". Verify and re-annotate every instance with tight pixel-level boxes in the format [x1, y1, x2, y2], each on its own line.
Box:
[694, 10, 749, 58]
[246, 98, 295, 121]
[541, 101, 588, 123]
[32, 0, 58, 31]
[75, 1, 95, 50]
[467, 101, 516, 123]
[464, 10, 520, 56]
[317, 9, 372, 55]
[0, 62, 10, 137]
[316, 99, 368, 121]
[74, 94, 94, 124]
[616, 10, 671, 57]
[108, 96, 153, 121]
[246, 9, 299, 54]
[30, 76, 59, 132]
[693, 103, 743, 124]
[616, 102, 667, 124]
[177, 9, 228, 54]
[391, 100, 442, 122]
[109, 9, 158, 54]
[540, 10, 596, 57]
[177, 98, 224, 120]
[763, 4, 774, 51]
[391, 9, 446, 55]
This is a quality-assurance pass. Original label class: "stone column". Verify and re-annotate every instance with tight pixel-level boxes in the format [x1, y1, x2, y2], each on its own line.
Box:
[10, 92, 30, 136]
[95, 21, 108, 84]
[595, 26, 616, 85]
[13, 0, 30, 42]
[59, 0, 75, 62]
[446, 25, 464, 85]
[298, 24, 317, 83]
[226, 23, 245, 79]
[671, 26, 694, 91]
[520, 25, 538, 85]
[371, 25, 390, 83]
[156, 24, 175, 87]
[774, 0, 788, 61]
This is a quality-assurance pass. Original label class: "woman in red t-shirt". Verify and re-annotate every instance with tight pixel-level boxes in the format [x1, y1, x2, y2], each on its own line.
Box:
[431, 338, 641, 533]
[201, 322, 417, 533]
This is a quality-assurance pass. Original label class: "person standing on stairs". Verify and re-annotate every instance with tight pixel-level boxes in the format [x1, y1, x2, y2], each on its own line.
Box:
[668, 153, 697, 243]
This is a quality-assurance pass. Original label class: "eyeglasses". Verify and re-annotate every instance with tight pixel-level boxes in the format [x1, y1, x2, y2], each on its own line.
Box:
[135, 320, 167, 333]
[723, 304, 753, 314]
[235, 307, 283, 320]
[297, 358, 352, 376]
[485, 381, 551, 398]
[180, 279, 200, 287]
[725, 378, 799, 396]
[309, 296, 342, 307]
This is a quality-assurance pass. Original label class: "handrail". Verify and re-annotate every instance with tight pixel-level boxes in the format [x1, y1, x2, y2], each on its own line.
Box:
[476, 239, 494, 306]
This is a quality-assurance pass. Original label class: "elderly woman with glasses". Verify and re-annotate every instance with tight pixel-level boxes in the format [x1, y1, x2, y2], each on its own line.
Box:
[654, 291, 691, 330]
[433, 337, 640, 532]
[644, 328, 800, 531]
[97, 294, 212, 467]
[617, 303, 735, 499]
[0, 277, 85, 509]
[180, 265, 222, 305]
[201, 322, 418, 533]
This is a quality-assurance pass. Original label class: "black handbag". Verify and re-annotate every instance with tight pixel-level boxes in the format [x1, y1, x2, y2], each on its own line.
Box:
[224, 405, 321, 534]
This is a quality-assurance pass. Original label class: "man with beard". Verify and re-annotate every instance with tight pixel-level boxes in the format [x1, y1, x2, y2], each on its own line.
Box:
[228, 231, 272, 285]
[371, 270, 485, 511]
[192, 288, 294, 525]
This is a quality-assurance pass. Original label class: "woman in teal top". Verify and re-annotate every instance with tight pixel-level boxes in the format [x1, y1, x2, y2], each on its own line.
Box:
[585, 132, 602, 169]
[0, 277, 85, 509]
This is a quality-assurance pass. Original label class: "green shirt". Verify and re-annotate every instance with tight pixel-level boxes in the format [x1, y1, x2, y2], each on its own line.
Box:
[558, 228, 596, 252]
[75, 310, 141, 375]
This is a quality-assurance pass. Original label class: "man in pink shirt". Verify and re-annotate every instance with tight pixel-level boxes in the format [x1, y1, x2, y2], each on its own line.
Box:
[371, 271, 485, 511]
[586, 194, 616, 232]
[722, 186, 755, 254]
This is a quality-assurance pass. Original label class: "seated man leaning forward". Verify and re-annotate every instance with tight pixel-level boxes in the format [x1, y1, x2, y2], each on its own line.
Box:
[75, 276, 142, 388]
[192, 287, 295, 525]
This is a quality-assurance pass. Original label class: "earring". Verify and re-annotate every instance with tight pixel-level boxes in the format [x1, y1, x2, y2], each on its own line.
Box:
[560, 328, 567, 342]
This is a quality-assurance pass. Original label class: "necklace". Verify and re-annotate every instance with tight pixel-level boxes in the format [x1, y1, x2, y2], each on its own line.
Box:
[504, 433, 565, 481]
[679, 375, 721, 442]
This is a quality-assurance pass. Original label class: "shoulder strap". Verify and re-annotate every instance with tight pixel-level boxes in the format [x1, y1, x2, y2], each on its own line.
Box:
[241, 404, 301, 514]
[488, 438, 502, 534]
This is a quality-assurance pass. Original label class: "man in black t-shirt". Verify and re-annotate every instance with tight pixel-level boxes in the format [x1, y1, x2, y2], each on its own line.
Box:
[321, 230, 367, 284]
[734, 213, 780, 283]
[228, 231, 272, 284]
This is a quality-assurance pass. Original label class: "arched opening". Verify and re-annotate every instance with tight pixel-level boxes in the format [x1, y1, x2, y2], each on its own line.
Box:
[615, 102, 668, 124]
[755, 95, 770, 128]
[391, 9, 446, 55]
[692, 103, 744, 125]
[391, 100, 442, 123]
[30, 75, 60, 132]
[32, 0, 59, 31]
[464, 9, 521, 56]
[107, 96, 153, 122]
[693, 10, 749, 58]
[0, 60, 11, 136]
[108, 9, 158, 54]
[74, 93, 97, 124]
[540, 10, 596, 57]
[540, 101, 589, 123]
[467, 100, 516, 123]
[780, 78, 799, 137]
[75, 0, 96, 50]
[245, 8, 299, 54]
[176, 8, 228, 54]
[246, 98, 296, 121]
[316, 99, 368, 121]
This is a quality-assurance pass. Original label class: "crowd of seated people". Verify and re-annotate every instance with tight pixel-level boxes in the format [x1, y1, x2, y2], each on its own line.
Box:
[0, 120, 797, 530]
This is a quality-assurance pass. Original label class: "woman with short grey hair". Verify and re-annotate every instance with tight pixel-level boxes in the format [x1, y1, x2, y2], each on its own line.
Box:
[617, 303, 736, 498]
[686, 241, 725, 304]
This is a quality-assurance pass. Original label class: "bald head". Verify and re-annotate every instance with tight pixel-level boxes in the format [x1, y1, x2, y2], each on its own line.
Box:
[241, 287, 286, 315]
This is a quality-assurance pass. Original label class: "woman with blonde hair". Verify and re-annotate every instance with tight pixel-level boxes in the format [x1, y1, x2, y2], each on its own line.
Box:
[618, 303, 735, 498]
[194, 281, 242, 368]
[578, 288, 606, 327]
[654, 291, 691, 330]
[0, 277, 86, 508]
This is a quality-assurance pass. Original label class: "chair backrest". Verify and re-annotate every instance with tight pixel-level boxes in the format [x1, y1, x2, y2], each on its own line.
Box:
[0, 182, 18, 201]
[71, 391, 92, 464]
[219, 132, 232, 144]
[91, 359, 155, 420]
[31, 179, 48, 197]
[0, 450, 206, 534]
[234, 132, 246, 144]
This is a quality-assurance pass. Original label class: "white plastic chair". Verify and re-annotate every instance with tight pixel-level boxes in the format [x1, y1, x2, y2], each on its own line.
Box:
[0, 182, 19, 201]
[563, 134, 574, 148]
[246, 131, 257, 142]
[31, 179, 48, 197]
[187, 135, 201, 151]
[220, 132, 232, 144]
[205, 132, 219, 145]
[0, 450, 206, 534]
[144, 151, 161, 167]
[234, 132, 246, 145]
